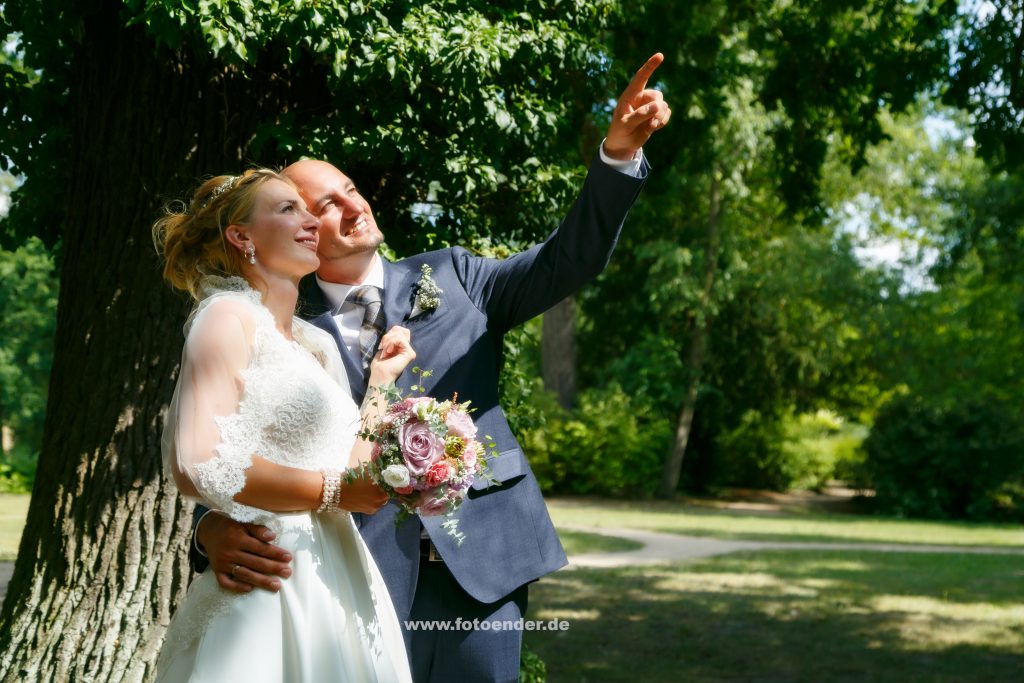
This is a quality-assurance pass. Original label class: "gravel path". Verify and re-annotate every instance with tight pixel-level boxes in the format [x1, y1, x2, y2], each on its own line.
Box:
[562, 525, 1024, 568]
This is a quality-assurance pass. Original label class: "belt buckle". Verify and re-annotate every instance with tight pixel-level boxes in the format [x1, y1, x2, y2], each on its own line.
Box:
[425, 539, 442, 562]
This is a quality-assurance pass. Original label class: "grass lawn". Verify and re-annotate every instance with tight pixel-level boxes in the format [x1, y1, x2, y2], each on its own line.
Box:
[547, 497, 1024, 548]
[0, 494, 30, 561]
[526, 550, 1024, 683]
[558, 529, 643, 555]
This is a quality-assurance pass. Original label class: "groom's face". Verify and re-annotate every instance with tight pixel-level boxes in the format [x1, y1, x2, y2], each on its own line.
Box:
[283, 160, 384, 264]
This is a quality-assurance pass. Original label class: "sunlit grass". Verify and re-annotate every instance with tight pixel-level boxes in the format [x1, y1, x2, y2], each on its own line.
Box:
[526, 550, 1024, 683]
[547, 497, 1024, 547]
[557, 529, 643, 555]
[0, 494, 29, 561]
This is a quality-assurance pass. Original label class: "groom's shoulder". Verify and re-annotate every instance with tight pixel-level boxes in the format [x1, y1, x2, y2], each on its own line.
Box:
[390, 246, 503, 284]
[390, 246, 459, 272]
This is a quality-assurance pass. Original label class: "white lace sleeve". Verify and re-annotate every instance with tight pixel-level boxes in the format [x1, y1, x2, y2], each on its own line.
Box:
[161, 296, 268, 523]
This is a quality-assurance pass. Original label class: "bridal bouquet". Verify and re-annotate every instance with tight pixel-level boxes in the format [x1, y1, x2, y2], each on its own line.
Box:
[357, 372, 495, 545]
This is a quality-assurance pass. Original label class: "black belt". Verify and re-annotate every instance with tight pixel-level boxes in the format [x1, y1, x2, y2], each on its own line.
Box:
[420, 537, 443, 562]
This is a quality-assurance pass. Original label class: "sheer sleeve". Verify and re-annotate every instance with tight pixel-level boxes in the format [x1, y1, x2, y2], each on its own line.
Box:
[161, 296, 268, 523]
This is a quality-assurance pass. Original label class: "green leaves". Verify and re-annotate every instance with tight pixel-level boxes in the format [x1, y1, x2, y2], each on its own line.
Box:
[0, 237, 57, 458]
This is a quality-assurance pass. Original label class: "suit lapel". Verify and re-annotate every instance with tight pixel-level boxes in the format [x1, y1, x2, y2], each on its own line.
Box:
[382, 259, 417, 326]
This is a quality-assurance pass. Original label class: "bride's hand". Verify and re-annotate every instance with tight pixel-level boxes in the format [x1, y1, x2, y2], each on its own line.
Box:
[368, 325, 415, 386]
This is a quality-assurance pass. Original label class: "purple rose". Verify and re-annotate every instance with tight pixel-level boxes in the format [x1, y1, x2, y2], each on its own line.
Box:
[445, 409, 478, 439]
[400, 421, 445, 476]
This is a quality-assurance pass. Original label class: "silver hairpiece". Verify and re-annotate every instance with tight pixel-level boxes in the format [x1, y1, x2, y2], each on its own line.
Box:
[200, 175, 238, 209]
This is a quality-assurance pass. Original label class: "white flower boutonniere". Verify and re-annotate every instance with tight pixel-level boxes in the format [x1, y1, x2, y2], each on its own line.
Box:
[412, 264, 443, 317]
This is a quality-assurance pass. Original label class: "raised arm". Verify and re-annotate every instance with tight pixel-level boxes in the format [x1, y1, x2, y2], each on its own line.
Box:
[454, 54, 671, 331]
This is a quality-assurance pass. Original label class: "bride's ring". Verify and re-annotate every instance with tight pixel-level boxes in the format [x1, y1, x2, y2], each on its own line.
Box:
[229, 563, 241, 579]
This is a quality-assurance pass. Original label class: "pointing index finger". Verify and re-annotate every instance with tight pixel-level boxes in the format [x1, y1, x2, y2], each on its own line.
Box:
[619, 53, 665, 104]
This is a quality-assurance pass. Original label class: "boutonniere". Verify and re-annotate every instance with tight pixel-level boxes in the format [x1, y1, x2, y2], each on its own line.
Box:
[412, 263, 443, 316]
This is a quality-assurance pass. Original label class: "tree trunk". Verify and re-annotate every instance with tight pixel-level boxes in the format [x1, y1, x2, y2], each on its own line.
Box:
[0, 4, 304, 680]
[656, 173, 723, 499]
[542, 296, 577, 409]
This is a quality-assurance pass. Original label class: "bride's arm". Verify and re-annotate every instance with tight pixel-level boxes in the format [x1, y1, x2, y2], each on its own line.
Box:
[167, 302, 411, 514]
[167, 301, 325, 514]
[232, 325, 415, 510]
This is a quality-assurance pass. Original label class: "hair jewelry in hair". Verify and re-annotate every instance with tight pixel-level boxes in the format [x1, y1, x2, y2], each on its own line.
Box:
[200, 175, 238, 209]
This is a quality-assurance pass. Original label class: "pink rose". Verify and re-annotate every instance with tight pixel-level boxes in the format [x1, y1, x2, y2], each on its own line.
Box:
[461, 440, 480, 470]
[394, 484, 415, 496]
[400, 421, 445, 476]
[426, 461, 454, 488]
[417, 492, 449, 516]
[445, 409, 477, 439]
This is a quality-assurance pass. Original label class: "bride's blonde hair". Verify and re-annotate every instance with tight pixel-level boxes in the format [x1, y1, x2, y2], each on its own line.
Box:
[153, 169, 292, 300]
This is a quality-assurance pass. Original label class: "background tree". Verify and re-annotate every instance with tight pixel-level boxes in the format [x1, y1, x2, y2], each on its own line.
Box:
[573, 0, 958, 497]
[0, 1, 617, 679]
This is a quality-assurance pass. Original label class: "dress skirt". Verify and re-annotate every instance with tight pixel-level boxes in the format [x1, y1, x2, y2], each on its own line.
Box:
[157, 511, 412, 683]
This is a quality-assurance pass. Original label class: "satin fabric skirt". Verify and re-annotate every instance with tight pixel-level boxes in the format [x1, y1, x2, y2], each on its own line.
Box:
[157, 511, 411, 683]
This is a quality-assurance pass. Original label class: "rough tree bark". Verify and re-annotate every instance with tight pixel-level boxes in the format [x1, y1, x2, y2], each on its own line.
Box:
[541, 296, 577, 409]
[657, 172, 722, 499]
[0, 3, 307, 680]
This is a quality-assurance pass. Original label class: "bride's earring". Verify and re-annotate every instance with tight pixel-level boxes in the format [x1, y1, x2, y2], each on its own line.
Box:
[245, 243, 256, 265]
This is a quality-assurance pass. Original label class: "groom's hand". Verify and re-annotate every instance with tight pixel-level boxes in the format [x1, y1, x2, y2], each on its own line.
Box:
[197, 512, 293, 593]
[604, 52, 672, 161]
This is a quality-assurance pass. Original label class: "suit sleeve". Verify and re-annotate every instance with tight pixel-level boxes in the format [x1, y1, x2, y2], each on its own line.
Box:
[189, 504, 211, 573]
[453, 154, 649, 333]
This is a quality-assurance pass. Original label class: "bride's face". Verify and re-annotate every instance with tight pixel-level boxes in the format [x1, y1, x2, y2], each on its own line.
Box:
[239, 179, 321, 279]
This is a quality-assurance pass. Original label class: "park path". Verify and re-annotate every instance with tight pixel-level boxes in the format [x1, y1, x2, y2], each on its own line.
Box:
[3, 527, 1022, 600]
[561, 524, 1024, 568]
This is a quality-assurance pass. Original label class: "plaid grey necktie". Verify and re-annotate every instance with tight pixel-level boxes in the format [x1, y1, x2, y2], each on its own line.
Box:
[348, 285, 385, 369]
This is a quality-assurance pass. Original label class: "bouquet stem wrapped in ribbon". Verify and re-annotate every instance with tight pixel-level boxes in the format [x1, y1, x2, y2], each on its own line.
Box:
[354, 370, 496, 545]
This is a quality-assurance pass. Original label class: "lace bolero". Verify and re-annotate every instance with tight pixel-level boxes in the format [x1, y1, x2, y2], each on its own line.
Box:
[161, 275, 359, 525]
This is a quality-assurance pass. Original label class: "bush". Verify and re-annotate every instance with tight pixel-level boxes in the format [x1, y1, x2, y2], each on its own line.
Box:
[523, 384, 671, 497]
[0, 444, 37, 494]
[864, 394, 1024, 521]
[782, 411, 869, 491]
[714, 410, 793, 491]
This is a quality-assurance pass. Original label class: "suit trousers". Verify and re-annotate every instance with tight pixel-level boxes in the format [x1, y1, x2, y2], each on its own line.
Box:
[408, 556, 529, 683]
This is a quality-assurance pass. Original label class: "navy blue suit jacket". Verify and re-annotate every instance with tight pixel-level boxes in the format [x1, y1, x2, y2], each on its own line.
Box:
[192, 154, 648, 619]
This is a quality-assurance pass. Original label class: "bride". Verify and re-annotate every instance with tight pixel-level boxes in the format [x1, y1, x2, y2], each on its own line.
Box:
[152, 169, 413, 682]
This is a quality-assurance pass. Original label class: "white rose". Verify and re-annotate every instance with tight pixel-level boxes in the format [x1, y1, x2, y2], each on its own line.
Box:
[381, 463, 411, 488]
[413, 401, 432, 421]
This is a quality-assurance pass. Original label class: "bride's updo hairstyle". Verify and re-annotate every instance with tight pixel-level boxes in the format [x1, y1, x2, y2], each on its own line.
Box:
[153, 168, 291, 300]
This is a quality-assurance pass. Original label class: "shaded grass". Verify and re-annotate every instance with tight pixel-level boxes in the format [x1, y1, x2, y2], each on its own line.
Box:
[547, 497, 1024, 547]
[0, 494, 29, 561]
[526, 550, 1024, 683]
[558, 530, 643, 555]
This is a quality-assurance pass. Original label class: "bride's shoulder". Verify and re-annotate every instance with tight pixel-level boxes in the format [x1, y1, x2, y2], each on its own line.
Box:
[184, 295, 261, 354]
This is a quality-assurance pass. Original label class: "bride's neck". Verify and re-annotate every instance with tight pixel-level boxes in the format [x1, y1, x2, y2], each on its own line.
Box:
[252, 273, 300, 338]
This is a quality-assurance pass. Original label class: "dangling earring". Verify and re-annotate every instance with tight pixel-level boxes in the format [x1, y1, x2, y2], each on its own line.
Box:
[245, 243, 256, 265]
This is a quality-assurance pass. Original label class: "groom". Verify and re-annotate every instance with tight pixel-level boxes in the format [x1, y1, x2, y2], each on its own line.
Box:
[193, 54, 671, 681]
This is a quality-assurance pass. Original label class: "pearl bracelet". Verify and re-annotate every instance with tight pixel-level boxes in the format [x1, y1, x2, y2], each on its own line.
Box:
[318, 470, 342, 513]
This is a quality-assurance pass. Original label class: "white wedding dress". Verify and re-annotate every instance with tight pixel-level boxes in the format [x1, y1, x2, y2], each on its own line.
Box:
[156, 276, 411, 683]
